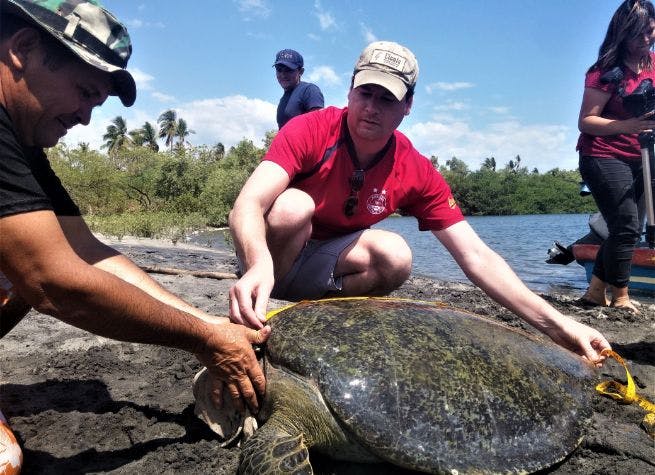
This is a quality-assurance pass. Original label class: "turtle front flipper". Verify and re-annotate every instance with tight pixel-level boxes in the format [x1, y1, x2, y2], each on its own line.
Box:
[239, 420, 311, 475]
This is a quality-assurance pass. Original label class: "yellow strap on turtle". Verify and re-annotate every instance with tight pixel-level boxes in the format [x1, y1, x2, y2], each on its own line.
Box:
[265, 297, 376, 321]
[595, 348, 655, 437]
[264, 296, 449, 321]
[265, 301, 301, 321]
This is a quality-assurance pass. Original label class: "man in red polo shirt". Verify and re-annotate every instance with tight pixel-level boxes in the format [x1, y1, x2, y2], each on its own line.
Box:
[228, 41, 611, 363]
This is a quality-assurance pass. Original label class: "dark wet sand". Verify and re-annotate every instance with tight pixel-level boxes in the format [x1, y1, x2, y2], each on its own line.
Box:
[1, 236, 653, 474]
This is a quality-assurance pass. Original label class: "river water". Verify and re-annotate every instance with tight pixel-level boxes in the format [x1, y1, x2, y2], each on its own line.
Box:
[373, 213, 590, 294]
[189, 213, 597, 295]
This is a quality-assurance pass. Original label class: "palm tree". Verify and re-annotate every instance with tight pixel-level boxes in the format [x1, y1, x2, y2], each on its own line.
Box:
[102, 116, 130, 155]
[157, 109, 178, 151]
[505, 155, 522, 173]
[141, 122, 159, 151]
[130, 121, 159, 151]
[175, 118, 195, 149]
[482, 156, 496, 171]
[213, 142, 225, 159]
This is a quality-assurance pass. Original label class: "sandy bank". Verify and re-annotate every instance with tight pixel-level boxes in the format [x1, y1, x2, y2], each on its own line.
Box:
[0, 236, 653, 474]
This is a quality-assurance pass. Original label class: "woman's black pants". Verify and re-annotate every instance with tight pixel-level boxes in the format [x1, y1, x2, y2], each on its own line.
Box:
[579, 155, 644, 288]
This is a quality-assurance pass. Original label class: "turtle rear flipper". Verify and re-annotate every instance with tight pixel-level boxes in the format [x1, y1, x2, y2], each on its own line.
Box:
[239, 421, 312, 474]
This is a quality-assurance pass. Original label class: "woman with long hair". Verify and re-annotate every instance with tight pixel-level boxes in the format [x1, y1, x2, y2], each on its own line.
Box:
[577, 0, 655, 312]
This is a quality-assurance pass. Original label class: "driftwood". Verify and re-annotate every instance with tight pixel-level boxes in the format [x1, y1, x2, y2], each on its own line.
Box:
[141, 265, 237, 280]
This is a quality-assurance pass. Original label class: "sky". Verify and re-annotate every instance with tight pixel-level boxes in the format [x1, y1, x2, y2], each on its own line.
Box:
[63, 0, 626, 173]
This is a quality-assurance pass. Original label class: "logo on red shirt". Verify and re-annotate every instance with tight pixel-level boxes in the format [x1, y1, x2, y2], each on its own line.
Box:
[367, 189, 387, 215]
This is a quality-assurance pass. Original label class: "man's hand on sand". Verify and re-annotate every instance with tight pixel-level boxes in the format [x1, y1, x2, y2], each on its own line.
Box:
[195, 322, 270, 413]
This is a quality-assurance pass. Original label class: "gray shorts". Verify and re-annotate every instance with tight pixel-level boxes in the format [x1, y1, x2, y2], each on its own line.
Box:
[270, 230, 364, 301]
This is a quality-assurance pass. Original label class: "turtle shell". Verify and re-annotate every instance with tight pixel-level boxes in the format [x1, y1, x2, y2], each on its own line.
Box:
[265, 297, 596, 474]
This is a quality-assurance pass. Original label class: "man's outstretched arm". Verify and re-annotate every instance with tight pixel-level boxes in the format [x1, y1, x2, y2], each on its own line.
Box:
[433, 220, 611, 364]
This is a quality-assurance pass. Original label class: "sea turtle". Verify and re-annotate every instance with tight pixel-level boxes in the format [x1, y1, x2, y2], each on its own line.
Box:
[194, 297, 596, 474]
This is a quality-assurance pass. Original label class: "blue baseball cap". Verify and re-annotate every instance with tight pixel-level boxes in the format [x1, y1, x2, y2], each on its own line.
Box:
[273, 49, 303, 69]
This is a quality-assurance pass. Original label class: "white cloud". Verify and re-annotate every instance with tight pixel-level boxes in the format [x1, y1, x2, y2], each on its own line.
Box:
[434, 101, 468, 112]
[130, 109, 159, 130]
[128, 69, 176, 105]
[425, 82, 475, 94]
[314, 0, 336, 30]
[129, 67, 154, 91]
[403, 119, 576, 172]
[61, 107, 117, 150]
[151, 91, 176, 103]
[177, 95, 277, 148]
[306, 66, 342, 87]
[124, 18, 164, 29]
[62, 95, 276, 152]
[487, 106, 510, 115]
[360, 23, 377, 43]
[246, 31, 269, 40]
[125, 19, 143, 29]
[235, 0, 271, 19]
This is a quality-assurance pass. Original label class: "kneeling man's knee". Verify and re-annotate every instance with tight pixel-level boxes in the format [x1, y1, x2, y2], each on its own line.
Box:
[371, 232, 412, 290]
[266, 188, 315, 230]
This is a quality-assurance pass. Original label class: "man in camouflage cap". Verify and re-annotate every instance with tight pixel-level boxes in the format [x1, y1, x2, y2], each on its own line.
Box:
[0, 1, 269, 468]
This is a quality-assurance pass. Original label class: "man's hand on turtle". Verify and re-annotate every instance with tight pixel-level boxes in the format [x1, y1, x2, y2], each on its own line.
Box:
[228, 267, 273, 329]
[195, 322, 270, 413]
[544, 318, 611, 367]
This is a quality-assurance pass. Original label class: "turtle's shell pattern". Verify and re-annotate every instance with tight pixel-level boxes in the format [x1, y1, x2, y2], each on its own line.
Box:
[266, 298, 596, 474]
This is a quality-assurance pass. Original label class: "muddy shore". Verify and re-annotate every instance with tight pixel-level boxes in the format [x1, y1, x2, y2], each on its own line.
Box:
[0, 236, 653, 474]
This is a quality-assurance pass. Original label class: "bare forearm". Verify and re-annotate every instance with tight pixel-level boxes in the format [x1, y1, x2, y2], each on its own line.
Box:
[455, 247, 566, 332]
[579, 115, 627, 136]
[28, 263, 209, 353]
[94, 253, 225, 323]
[580, 114, 655, 137]
[230, 202, 274, 272]
[435, 222, 610, 360]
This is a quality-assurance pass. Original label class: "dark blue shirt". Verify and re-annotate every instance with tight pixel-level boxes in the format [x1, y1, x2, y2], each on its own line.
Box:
[276, 81, 324, 129]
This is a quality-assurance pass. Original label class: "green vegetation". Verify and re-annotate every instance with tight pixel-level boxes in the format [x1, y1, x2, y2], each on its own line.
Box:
[436, 156, 597, 216]
[50, 111, 267, 239]
[49, 114, 596, 239]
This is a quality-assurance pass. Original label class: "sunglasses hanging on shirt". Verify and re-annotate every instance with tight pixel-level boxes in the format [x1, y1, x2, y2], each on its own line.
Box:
[342, 126, 394, 217]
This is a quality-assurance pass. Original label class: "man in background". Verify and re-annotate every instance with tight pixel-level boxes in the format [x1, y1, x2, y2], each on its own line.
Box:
[273, 48, 324, 128]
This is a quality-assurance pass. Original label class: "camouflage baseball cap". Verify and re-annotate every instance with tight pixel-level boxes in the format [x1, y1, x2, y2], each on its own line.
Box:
[353, 41, 418, 101]
[3, 0, 136, 106]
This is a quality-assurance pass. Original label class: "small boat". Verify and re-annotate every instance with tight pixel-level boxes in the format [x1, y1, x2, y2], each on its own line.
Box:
[546, 212, 655, 292]
[571, 243, 655, 292]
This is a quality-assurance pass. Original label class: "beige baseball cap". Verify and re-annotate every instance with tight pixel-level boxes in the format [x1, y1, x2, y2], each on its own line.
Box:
[353, 41, 419, 101]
